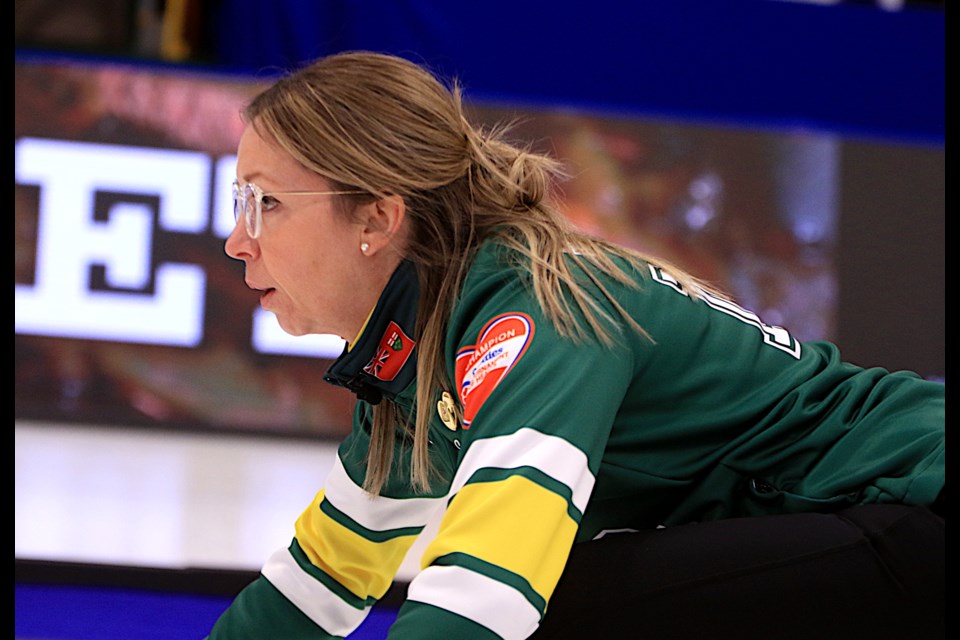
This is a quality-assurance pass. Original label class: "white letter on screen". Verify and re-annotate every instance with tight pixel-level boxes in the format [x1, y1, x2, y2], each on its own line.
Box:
[15, 138, 208, 346]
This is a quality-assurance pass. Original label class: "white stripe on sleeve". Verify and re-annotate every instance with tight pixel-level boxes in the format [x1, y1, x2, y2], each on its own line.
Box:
[451, 427, 595, 514]
[323, 456, 447, 531]
[406, 564, 541, 639]
[261, 546, 369, 637]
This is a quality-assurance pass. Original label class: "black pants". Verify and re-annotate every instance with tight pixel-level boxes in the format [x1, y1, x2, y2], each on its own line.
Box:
[533, 504, 944, 640]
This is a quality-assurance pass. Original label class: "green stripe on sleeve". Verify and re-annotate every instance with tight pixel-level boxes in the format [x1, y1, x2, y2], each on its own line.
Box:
[463, 465, 584, 523]
[289, 539, 377, 609]
[318, 496, 426, 542]
[433, 552, 548, 616]
[206, 574, 337, 639]
[387, 599, 504, 640]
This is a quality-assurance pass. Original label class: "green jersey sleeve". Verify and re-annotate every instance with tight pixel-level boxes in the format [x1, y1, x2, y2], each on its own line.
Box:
[208, 402, 451, 638]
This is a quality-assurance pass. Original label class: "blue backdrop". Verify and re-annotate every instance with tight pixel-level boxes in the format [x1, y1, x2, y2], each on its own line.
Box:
[208, 0, 944, 144]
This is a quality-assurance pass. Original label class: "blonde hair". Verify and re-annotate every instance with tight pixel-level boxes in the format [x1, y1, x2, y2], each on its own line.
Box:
[244, 51, 713, 494]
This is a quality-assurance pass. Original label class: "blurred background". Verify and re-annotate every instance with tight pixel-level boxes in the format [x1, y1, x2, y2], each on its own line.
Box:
[15, 1, 944, 638]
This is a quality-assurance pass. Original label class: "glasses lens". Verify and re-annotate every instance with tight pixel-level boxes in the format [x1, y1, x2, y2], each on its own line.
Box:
[245, 184, 260, 238]
[232, 181, 245, 224]
[232, 182, 260, 238]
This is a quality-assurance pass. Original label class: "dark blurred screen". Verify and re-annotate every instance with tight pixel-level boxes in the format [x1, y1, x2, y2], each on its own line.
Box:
[15, 57, 843, 438]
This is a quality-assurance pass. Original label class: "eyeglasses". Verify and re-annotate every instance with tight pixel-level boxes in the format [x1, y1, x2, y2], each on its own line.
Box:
[232, 180, 365, 239]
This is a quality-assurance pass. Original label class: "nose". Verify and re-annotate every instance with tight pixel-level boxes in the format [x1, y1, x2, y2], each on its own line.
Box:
[224, 218, 256, 261]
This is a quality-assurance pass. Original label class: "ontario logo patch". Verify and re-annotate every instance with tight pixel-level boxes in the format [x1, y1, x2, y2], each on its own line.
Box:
[455, 312, 535, 428]
[363, 321, 415, 382]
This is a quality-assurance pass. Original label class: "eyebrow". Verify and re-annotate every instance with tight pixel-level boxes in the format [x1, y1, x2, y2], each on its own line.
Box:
[236, 170, 265, 185]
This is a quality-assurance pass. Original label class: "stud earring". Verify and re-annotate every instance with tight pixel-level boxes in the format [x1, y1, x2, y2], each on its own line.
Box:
[360, 242, 370, 254]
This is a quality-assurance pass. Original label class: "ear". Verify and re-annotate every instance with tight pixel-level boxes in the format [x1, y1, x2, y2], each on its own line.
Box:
[359, 194, 406, 255]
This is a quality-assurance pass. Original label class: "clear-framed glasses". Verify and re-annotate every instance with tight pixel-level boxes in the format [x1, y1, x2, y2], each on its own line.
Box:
[232, 180, 366, 239]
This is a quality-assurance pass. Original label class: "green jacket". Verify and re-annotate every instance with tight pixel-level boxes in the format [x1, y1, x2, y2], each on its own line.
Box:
[209, 241, 944, 639]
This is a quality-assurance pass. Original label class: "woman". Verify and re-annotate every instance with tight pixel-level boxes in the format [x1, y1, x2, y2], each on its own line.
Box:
[210, 51, 944, 639]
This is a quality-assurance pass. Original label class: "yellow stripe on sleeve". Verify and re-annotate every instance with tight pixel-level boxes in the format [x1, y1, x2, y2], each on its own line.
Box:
[421, 475, 578, 600]
[294, 489, 420, 600]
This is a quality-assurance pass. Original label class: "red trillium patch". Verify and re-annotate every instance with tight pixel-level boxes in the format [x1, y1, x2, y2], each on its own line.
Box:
[363, 320, 415, 382]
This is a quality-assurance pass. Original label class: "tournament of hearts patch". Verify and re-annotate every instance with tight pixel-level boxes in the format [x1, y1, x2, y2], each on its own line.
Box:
[455, 312, 535, 428]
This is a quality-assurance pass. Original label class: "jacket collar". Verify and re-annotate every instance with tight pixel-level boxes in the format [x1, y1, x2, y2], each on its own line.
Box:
[323, 260, 419, 404]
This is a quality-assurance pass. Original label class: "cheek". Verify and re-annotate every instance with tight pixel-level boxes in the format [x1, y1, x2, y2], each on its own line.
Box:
[262, 213, 360, 293]
[269, 234, 354, 296]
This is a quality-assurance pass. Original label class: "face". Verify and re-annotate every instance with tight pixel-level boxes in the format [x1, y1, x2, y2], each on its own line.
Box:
[225, 124, 396, 340]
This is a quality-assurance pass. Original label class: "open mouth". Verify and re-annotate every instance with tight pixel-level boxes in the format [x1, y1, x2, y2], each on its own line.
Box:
[246, 281, 276, 306]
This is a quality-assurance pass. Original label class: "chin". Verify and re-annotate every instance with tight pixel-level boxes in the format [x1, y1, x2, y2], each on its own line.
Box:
[273, 315, 307, 337]
[281, 326, 310, 338]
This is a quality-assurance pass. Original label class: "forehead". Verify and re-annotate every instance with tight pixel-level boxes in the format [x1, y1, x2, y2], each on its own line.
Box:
[236, 124, 322, 188]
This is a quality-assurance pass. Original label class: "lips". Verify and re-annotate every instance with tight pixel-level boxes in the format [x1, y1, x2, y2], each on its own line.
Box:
[259, 288, 276, 307]
[245, 279, 270, 293]
[245, 279, 276, 306]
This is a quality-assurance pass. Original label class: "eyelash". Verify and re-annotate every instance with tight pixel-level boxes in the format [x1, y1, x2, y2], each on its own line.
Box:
[260, 195, 280, 211]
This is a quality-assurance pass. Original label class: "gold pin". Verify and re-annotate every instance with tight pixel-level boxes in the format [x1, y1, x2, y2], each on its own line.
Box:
[437, 391, 458, 431]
